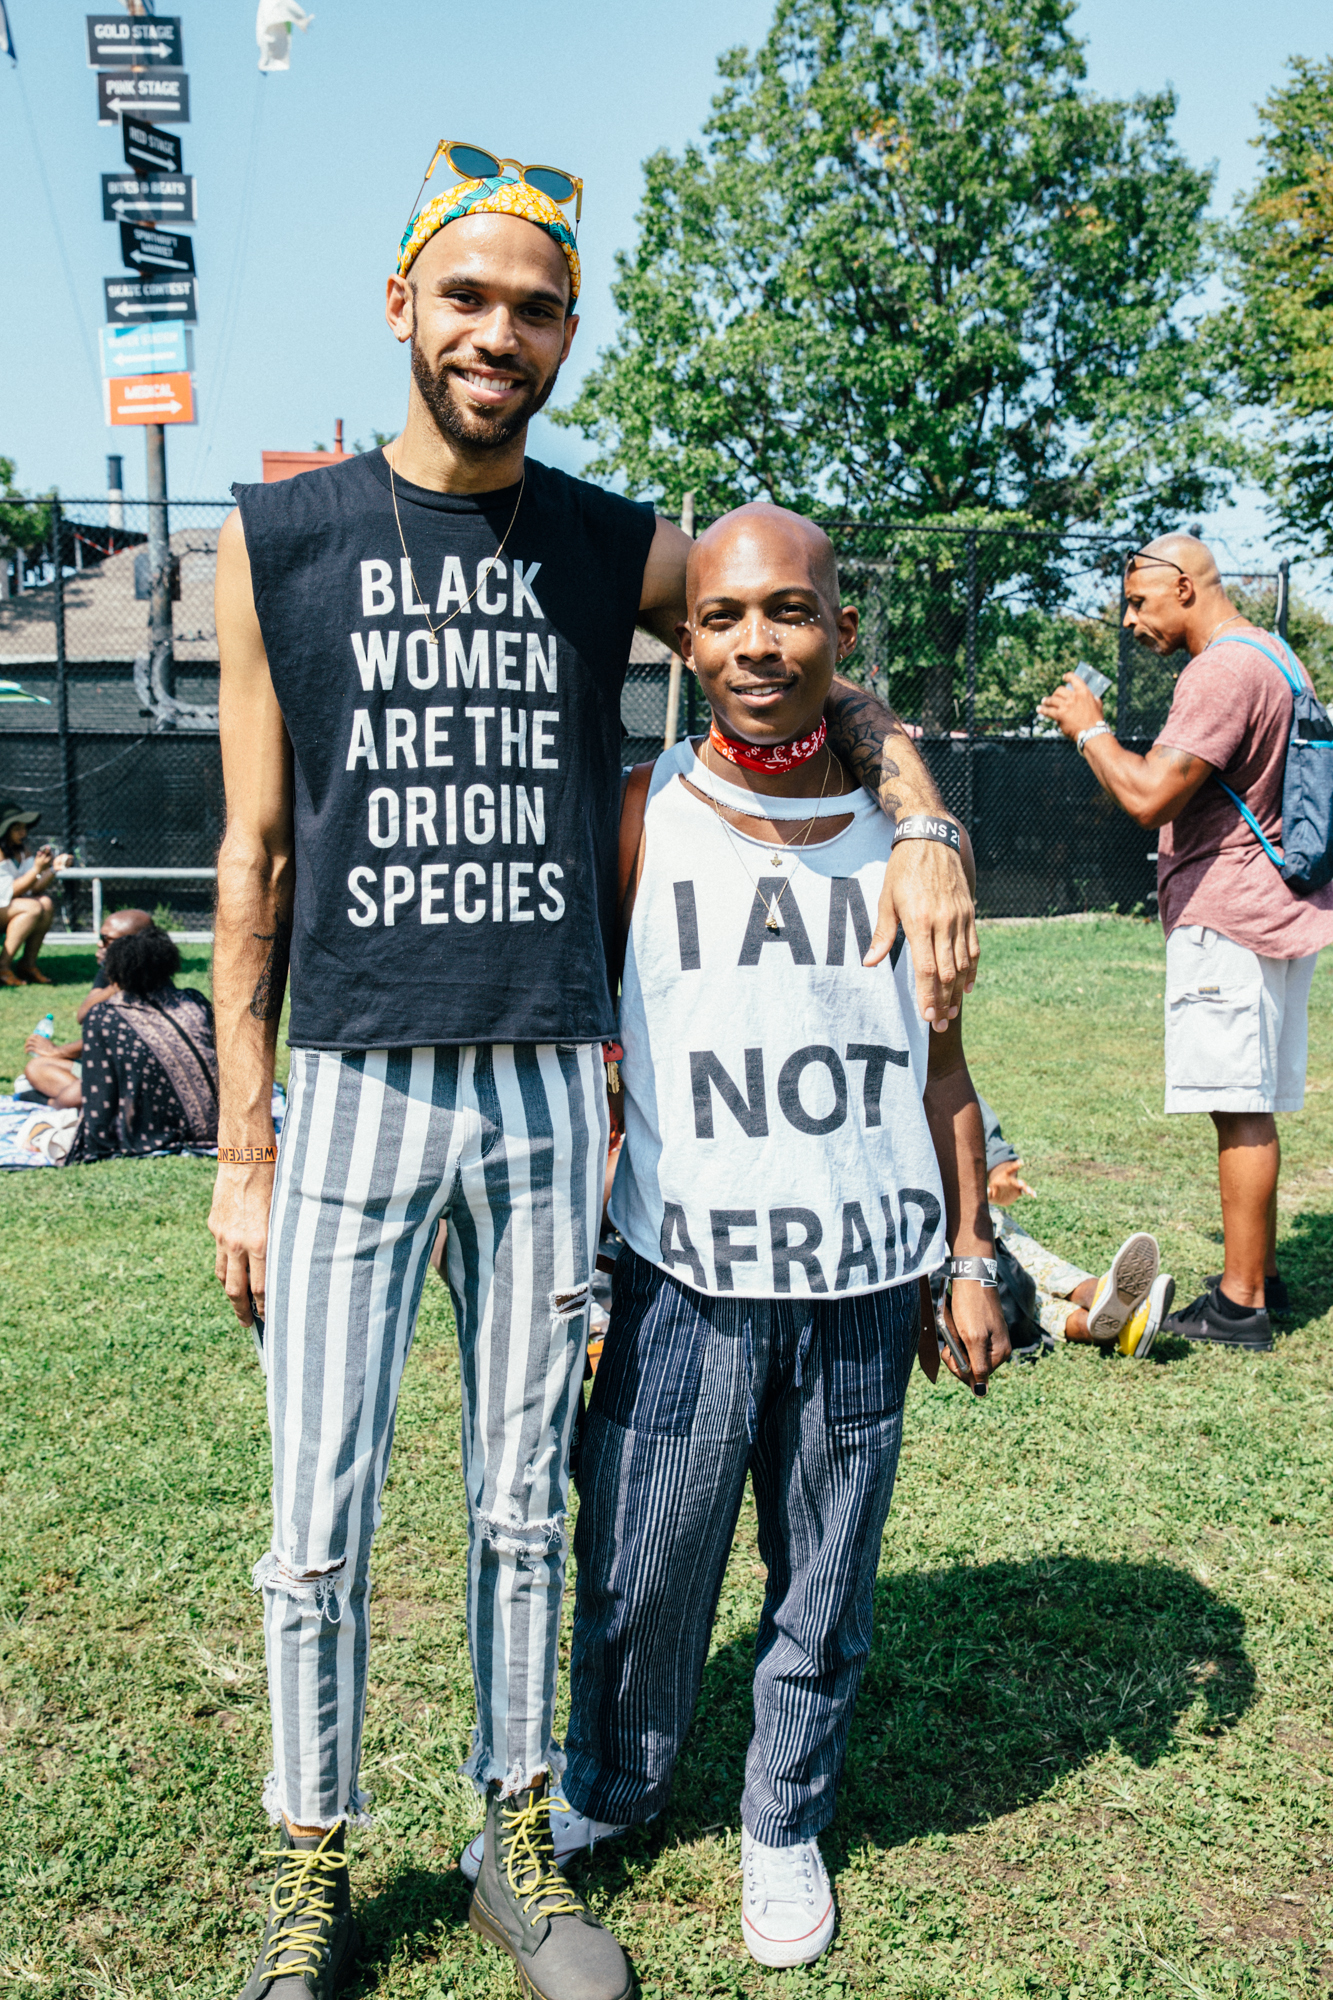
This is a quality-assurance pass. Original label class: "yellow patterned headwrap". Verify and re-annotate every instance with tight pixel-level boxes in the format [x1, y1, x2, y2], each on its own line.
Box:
[397, 176, 580, 303]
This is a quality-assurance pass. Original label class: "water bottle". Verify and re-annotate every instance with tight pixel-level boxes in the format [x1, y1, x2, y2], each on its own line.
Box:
[33, 1013, 55, 1039]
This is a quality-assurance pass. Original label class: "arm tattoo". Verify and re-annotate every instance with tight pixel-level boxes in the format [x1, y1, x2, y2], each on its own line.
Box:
[1150, 744, 1200, 776]
[825, 681, 934, 818]
[827, 688, 902, 796]
[249, 914, 292, 1022]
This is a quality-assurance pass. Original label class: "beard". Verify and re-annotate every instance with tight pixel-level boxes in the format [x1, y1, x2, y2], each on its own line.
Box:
[409, 334, 560, 451]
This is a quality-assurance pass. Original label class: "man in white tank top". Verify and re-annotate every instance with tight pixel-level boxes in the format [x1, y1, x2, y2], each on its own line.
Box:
[559, 506, 1010, 1970]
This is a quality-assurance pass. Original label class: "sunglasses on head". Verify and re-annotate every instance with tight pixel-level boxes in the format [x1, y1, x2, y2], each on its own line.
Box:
[409, 141, 583, 229]
[1125, 551, 1186, 578]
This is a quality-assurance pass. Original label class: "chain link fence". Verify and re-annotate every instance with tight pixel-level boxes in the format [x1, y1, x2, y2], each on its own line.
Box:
[0, 495, 1293, 925]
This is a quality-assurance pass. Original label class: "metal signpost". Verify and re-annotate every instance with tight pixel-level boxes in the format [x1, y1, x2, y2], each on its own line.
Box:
[99, 322, 193, 377]
[119, 222, 196, 275]
[91, 15, 198, 744]
[86, 14, 183, 68]
[101, 173, 197, 225]
[104, 274, 199, 322]
[97, 68, 189, 123]
[106, 373, 195, 425]
[122, 116, 182, 175]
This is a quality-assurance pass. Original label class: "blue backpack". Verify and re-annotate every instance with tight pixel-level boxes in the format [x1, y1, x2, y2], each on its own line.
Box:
[1211, 633, 1333, 893]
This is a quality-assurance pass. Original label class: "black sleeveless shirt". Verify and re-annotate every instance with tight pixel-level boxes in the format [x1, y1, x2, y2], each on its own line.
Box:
[234, 451, 656, 1050]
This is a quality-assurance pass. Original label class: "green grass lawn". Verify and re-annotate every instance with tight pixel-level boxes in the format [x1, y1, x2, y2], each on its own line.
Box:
[2, 918, 1331, 1999]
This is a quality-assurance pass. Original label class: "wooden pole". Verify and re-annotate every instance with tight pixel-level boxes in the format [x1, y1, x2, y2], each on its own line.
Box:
[663, 491, 696, 748]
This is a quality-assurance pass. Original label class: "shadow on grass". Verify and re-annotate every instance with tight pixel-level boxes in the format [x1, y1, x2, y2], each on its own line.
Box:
[346, 1863, 474, 1994]
[326, 1554, 1253, 1984]
[1279, 1207, 1333, 1331]
[660, 1555, 1253, 1863]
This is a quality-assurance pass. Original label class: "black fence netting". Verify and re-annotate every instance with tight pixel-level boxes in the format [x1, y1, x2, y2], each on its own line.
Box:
[0, 497, 1291, 925]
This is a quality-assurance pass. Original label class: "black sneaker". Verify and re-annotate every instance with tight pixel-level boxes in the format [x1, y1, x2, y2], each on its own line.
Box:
[1164, 1286, 1273, 1352]
[469, 1776, 632, 2000]
[1205, 1272, 1291, 1314]
[236, 1823, 359, 1999]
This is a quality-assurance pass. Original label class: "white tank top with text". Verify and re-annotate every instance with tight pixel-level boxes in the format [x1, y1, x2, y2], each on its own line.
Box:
[609, 739, 948, 1298]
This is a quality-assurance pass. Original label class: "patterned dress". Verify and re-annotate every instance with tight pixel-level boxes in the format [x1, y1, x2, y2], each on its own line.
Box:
[68, 986, 218, 1161]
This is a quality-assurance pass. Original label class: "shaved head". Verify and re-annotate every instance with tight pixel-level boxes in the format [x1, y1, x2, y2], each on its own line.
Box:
[687, 503, 840, 615]
[678, 501, 859, 753]
[1128, 533, 1222, 592]
[104, 908, 152, 939]
[1120, 529, 1255, 658]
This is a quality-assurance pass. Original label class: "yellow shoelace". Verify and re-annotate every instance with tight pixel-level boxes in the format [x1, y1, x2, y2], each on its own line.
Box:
[258, 1830, 349, 1978]
[500, 1792, 583, 1922]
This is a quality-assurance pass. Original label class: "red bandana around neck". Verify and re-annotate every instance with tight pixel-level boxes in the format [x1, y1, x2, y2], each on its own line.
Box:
[708, 716, 827, 774]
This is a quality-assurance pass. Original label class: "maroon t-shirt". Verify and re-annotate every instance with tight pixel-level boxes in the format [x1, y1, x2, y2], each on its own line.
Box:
[1156, 633, 1333, 958]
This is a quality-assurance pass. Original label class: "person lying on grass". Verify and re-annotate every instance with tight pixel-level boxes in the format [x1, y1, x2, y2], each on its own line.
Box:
[475, 502, 1009, 1970]
[972, 1095, 1174, 1361]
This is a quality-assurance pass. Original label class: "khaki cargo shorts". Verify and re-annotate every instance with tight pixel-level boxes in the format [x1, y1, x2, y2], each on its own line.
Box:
[1164, 924, 1318, 1115]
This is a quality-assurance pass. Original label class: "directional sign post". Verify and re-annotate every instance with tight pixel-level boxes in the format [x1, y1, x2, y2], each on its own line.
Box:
[87, 15, 182, 69]
[105, 275, 198, 323]
[105, 372, 195, 426]
[119, 222, 196, 276]
[122, 116, 182, 175]
[100, 322, 192, 377]
[98, 69, 189, 124]
[102, 173, 196, 226]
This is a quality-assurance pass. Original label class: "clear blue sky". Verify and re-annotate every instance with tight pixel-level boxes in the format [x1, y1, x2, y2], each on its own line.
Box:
[1, 0, 1326, 577]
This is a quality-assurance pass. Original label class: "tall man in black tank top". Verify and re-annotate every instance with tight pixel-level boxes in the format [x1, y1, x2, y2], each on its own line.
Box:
[207, 163, 979, 2000]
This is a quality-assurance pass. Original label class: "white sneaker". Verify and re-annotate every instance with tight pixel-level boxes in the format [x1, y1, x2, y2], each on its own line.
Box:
[1085, 1232, 1159, 1343]
[740, 1825, 836, 1968]
[458, 1787, 630, 1884]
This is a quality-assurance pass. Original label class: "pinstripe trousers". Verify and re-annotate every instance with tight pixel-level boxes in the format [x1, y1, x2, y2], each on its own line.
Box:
[565, 1249, 919, 1848]
[254, 1041, 608, 1827]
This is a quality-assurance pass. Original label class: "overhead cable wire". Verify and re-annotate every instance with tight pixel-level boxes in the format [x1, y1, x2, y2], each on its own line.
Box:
[186, 75, 265, 494]
[12, 63, 103, 414]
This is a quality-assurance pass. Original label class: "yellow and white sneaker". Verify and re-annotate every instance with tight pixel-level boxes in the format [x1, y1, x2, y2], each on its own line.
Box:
[1086, 1233, 1159, 1343]
[1118, 1274, 1175, 1358]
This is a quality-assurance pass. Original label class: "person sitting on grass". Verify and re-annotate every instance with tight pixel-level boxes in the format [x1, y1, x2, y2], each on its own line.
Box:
[22, 922, 217, 1162]
[977, 1095, 1175, 1359]
[0, 801, 71, 987]
[549, 503, 1009, 1972]
[20, 908, 154, 1086]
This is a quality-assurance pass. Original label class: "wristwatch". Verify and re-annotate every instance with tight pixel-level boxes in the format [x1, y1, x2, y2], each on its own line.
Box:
[1076, 723, 1113, 756]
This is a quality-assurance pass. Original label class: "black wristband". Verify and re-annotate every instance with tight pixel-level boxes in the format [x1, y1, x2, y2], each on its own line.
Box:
[892, 813, 962, 854]
[949, 1255, 998, 1288]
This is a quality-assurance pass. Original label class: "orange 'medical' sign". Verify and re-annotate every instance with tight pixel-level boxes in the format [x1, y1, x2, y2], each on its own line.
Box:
[105, 370, 195, 425]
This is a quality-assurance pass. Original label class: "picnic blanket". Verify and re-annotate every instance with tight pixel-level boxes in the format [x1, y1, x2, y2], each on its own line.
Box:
[0, 1084, 286, 1170]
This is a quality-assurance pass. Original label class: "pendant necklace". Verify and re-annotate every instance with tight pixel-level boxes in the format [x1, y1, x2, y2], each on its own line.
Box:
[1200, 613, 1244, 652]
[699, 738, 837, 931]
[386, 445, 526, 641]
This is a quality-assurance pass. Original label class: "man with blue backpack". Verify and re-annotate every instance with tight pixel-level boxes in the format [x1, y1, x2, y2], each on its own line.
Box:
[1041, 533, 1333, 1353]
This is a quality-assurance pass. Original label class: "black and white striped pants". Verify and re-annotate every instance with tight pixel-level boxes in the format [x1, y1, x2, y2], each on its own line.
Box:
[565, 1249, 918, 1847]
[253, 1041, 607, 1827]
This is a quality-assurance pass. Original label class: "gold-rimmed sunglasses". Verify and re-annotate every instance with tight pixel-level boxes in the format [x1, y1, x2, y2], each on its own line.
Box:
[408, 141, 583, 229]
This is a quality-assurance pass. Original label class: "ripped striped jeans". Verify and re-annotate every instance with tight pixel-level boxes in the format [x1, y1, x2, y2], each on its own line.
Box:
[253, 1041, 607, 1828]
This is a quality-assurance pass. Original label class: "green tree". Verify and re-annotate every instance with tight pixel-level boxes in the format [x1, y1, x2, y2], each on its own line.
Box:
[0, 457, 53, 561]
[560, 0, 1225, 533]
[1219, 56, 1333, 555]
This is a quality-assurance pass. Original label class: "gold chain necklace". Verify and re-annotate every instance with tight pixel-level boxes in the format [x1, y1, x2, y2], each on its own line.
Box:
[697, 738, 837, 932]
[386, 445, 526, 641]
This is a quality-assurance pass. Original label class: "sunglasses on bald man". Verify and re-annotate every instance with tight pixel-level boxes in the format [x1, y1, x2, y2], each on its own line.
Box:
[409, 141, 583, 228]
[1124, 551, 1187, 577]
